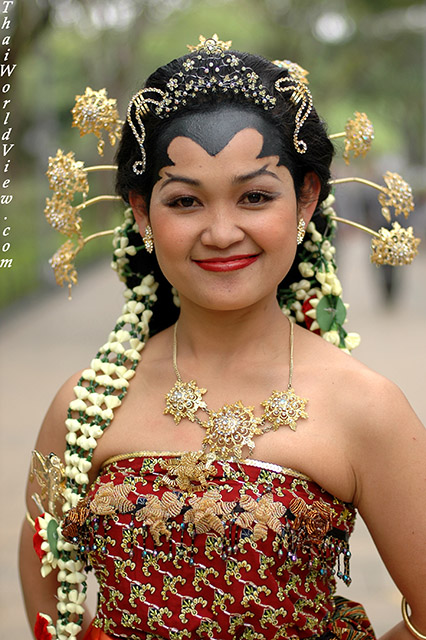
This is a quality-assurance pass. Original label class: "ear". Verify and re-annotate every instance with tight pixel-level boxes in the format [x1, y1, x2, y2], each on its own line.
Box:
[297, 172, 321, 225]
[128, 191, 149, 236]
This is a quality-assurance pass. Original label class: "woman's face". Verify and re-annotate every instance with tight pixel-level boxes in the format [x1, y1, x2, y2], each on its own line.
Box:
[131, 127, 318, 314]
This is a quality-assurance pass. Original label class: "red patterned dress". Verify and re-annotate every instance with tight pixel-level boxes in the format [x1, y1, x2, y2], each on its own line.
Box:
[64, 452, 375, 640]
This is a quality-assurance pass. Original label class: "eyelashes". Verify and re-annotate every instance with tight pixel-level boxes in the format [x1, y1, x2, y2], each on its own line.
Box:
[167, 196, 198, 208]
[243, 191, 275, 205]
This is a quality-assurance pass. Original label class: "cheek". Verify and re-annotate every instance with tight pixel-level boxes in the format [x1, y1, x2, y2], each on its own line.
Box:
[150, 213, 194, 282]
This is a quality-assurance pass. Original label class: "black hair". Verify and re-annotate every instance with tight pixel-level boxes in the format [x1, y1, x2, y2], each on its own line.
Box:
[115, 48, 335, 334]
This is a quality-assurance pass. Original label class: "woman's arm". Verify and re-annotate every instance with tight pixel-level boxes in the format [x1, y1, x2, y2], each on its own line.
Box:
[19, 371, 91, 638]
[351, 374, 426, 640]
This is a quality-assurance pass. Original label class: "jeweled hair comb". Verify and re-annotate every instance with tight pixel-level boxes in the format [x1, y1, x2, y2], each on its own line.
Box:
[126, 35, 313, 174]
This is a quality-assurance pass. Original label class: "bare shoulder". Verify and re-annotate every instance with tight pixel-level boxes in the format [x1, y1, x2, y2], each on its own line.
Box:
[296, 324, 422, 435]
[298, 324, 404, 395]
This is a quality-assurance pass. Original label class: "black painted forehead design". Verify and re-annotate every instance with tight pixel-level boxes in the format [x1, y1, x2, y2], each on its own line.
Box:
[152, 104, 293, 181]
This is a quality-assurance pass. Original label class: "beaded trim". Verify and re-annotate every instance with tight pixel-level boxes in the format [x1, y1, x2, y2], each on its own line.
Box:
[100, 450, 311, 480]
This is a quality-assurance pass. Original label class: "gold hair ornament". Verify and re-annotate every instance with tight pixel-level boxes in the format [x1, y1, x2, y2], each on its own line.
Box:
[45, 96, 123, 297]
[402, 597, 426, 640]
[329, 112, 375, 164]
[187, 33, 232, 53]
[71, 87, 123, 156]
[273, 60, 313, 154]
[329, 172, 419, 266]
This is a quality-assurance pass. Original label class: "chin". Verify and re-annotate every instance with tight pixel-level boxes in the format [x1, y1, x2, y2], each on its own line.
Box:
[180, 290, 272, 314]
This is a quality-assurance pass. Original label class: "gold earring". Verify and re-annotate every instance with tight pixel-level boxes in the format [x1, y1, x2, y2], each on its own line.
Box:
[296, 218, 306, 245]
[143, 225, 154, 253]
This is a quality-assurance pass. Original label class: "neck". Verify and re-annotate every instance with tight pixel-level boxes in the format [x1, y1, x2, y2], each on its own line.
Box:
[174, 294, 290, 368]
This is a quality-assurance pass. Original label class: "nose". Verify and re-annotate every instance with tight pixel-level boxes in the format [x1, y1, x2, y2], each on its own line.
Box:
[200, 206, 245, 249]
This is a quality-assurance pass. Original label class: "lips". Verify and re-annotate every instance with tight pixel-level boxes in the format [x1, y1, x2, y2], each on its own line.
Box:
[193, 254, 260, 272]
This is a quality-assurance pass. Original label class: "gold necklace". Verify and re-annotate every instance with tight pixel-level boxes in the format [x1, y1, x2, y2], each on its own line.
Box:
[164, 319, 308, 461]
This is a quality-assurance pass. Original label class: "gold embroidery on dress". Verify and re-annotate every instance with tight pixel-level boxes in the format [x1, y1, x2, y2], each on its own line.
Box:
[114, 557, 136, 582]
[105, 587, 124, 611]
[228, 612, 255, 636]
[194, 618, 222, 636]
[336, 505, 354, 527]
[169, 631, 192, 640]
[122, 611, 142, 628]
[238, 533, 258, 555]
[283, 573, 303, 597]
[91, 482, 133, 515]
[161, 574, 186, 600]
[241, 583, 272, 607]
[257, 553, 276, 579]
[290, 497, 333, 543]
[83, 455, 356, 634]
[236, 493, 286, 541]
[178, 596, 208, 624]
[100, 617, 117, 635]
[259, 607, 288, 629]
[147, 605, 173, 631]
[160, 451, 217, 493]
[121, 527, 142, 554]
[184, 488, 236, 536]
[129, 583, 155, 608]
[193, 565, 219, 592]
[224, 558, 252, 586]
[135, 491, 184, 544]
[204, 534, 220, 560]
[101, 450, 312, 480]
[290, 477, 316, 500]
[211, 590, 235, 613]
[141, 552, 160, 577]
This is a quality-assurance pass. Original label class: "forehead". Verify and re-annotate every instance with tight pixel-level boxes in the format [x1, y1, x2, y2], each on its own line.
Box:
[157, 105, 282, 156]
[164, 128, 276, 171]
[151, 105, 292, 179]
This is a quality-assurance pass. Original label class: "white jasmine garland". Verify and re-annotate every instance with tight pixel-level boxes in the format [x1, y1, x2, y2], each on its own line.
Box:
[322, 330, 341, 346]
[278, 195, 359, 352]
[46, 224, 158, 638]
[345, 332, 361, 350]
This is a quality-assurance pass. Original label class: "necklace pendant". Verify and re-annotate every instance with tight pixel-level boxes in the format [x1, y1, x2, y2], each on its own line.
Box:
[202, 400, 264, 461]
[261, 388, 308, 432]
[164, 379, 207, 425]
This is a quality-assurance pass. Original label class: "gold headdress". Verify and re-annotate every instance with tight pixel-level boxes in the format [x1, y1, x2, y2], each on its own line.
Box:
[44, 36, 419, 301]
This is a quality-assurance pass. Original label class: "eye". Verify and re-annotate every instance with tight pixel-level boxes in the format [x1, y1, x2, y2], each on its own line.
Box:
[168, 196, 198, 208]
[242, 191, 275, 205]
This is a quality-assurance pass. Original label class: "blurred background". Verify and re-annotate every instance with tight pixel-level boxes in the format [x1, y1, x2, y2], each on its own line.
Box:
[1, 0, 425, 637]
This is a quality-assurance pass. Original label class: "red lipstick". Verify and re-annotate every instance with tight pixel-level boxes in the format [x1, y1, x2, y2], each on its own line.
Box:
[194, 254, 259, 272]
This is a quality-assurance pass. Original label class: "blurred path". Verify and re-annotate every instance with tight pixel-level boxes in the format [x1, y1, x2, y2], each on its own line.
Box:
[1, 235, 425, 639]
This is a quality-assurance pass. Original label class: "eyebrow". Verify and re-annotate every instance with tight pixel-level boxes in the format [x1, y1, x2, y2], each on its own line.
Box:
[159, 173, 201, 191]
[159, 164, 281, 191]
[232, 164, 282, 184]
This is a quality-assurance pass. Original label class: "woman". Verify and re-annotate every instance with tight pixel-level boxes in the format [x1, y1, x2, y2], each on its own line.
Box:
[20, 36, 426, 640]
